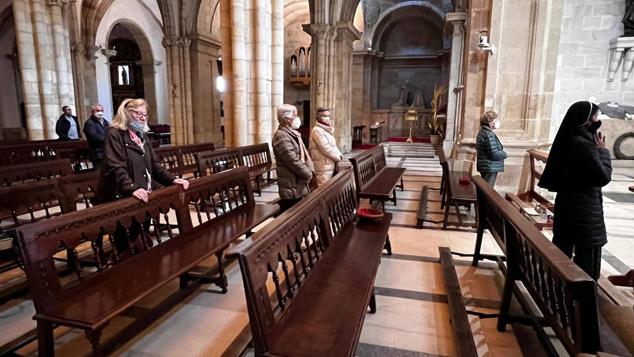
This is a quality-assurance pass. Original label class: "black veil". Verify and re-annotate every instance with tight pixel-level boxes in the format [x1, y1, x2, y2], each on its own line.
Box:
[538, 101, 599, 192]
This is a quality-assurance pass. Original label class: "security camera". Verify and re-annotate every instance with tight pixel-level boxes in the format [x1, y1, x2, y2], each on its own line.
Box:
[478, 35, 490, 48]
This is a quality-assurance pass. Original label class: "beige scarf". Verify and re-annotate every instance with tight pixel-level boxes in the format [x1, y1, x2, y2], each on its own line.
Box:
[281, 125, 314, 171]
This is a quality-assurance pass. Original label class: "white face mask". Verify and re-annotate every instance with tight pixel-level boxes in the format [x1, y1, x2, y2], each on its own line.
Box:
[95, 112, 104, 119]
[320, 116, 331, 125]
[494, 120, 501, 130]
[291, 117, 302, 129]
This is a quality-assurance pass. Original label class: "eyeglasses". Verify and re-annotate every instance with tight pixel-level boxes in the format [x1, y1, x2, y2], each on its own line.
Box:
[130, 110, 148, 118]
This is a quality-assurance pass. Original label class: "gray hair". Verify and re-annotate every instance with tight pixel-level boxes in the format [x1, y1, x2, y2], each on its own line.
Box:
[91, 103, 103, 112]
[316, 106, 330, 119]
[276, 104, 297, 124]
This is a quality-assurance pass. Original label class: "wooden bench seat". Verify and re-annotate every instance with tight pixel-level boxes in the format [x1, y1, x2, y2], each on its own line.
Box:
[438, 148, 477, 229]
[16, 166, 278, 356]
[229, 168, 391, 357]
[35, 203, 277, 331]
[472, 175, 606, 355]
[350, 146, 405, 210]
[266, 214, 391, 357]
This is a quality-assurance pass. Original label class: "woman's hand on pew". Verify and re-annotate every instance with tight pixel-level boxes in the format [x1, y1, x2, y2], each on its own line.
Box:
[172, 178, 190, 190]
[132, 188, 149, 203]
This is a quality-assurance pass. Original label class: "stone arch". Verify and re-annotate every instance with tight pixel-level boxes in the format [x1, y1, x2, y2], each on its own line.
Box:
[368, 1, 447, 51]
[95, 2, 168, 123]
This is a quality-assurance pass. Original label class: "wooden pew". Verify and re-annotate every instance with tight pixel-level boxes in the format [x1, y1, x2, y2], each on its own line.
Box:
[229, 168, 391, 357]
[371, 144, 404, 191]
[0, 159, 74, 186]
[197, 147, 268, 195]
[472, 175, 602, 356]
[0, 140, 90, 167]
[505, 148, 553, 230]
[438, 149, 477, 229]
[154, 146, 183, 177]
[349, 146, 405, 210]
[15, 167, 278, 356]
[239, 143, 276, 185]
[178, 143, 215, 178]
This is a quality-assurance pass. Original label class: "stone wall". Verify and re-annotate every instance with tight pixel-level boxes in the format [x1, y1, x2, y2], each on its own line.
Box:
[551, 0, 634, 142]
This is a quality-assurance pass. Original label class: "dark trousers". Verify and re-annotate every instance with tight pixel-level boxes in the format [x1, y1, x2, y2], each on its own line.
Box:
[553, 236, 602, 280]
[480, 172, 498, 187]
[279, 198, 302, 214]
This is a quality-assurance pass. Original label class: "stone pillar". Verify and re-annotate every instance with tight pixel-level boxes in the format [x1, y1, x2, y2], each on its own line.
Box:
[162, 36, 194, 145]
[445, 12, 466, 146]
[13, 0, 77, 139]
[220, 0, 281, 147]
[304, 22, 359, 153]
[270, 0, 284, 137]
[333, 22, 360, 153]
[138, 59, 161, 125]
[190, 35, 223, 145]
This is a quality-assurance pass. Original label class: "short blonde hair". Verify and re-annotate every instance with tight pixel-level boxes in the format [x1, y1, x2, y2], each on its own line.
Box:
[480, 111, 498, 126]
[276, 104, 297, 124]
[111, 98, 148, 131]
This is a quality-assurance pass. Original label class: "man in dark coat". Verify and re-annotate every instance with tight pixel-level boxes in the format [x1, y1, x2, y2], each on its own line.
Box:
[476, 111, 507, 186]
[55, 106, 81, 141]
[539, 101, 612, 280]
[83, 103, 109, 166]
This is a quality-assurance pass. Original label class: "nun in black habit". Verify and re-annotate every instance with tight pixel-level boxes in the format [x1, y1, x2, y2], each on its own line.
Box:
[538, 101, 612, 280]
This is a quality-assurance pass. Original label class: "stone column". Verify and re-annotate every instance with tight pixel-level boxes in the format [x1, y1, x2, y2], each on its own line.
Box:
[304, 22, 359, 153]
[190, 35, 222, 145]
[254, 0, 271, 144]
[270, 0, 284, 138]
[162, 36, 194, 145]
[304, 23, 335, 125]
[13, 0, 76, 139]
[445, 12, 466, 146]
[333, 22, 360, 153]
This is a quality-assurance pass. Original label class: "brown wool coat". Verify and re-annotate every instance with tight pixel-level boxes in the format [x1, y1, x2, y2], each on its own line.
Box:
[96, 126, 175, 203]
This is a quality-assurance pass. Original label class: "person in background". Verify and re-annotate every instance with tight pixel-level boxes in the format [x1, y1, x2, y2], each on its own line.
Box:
[272, 104, 315, 213]
[310, 107, 342, 186]
[539, 101, 612, 280]
[83, 103, 109, 166]
[476, 110, 507, 186]
[55, 105, 81, 141]
[96, 98, 189, 253]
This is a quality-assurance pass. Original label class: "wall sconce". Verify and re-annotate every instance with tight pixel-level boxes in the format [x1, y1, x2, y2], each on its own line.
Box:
[478, 32, 496, 55]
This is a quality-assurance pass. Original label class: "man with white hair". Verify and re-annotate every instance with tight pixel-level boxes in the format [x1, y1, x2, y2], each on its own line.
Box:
[83, 103, 110, 166]
[272, 104, 315, 213]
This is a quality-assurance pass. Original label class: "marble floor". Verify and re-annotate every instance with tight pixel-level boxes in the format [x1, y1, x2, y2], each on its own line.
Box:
[0, 147, 632, 356]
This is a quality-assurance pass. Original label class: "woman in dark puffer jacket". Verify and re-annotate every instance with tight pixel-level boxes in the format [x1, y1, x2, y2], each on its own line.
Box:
[539, 101, 612, 280]
[476, 111, 507, 186]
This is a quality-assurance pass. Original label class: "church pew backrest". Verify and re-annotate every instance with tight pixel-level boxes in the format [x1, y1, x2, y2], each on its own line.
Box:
[154, 146, 183, 176]
[239, 143, 273, 174]
[57, 171, 101, 211]
[0, 159, 74, 186]
[371, 145, 387, 172]
[0, 141, 90, 166]
[349, 150, 377, 192]
[472, 176, 601, 355]
[196, 148, 244, 177]
[0, 180, 65, 233]
[16, 184, 189, 314]
[230, 168, 357, 353]
[183, 166, 255, 226]
[178, 143, 215, 177]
